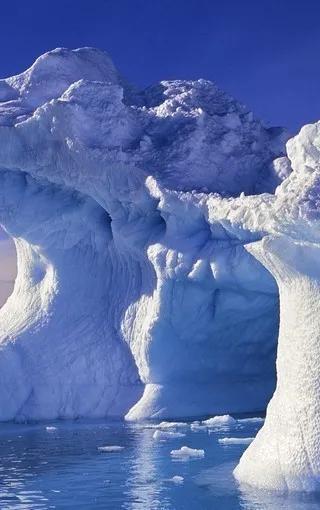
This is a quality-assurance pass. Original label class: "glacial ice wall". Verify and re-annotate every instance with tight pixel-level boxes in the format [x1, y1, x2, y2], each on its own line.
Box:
[0, 47, 288, 421]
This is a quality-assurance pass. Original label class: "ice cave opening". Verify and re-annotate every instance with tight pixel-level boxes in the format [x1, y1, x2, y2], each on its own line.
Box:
[0, 228, 17, 309]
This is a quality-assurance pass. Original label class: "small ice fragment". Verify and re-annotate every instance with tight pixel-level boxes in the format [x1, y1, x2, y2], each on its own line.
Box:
[218, 437, 254, 445]
[158, 421, 188, 429]
[132, 421, 188, 430]
[190, 422, 207, 432]
[153, 430, 185, 440]
[170, 446, 205, 459]
[98, 445, 124, 452]
[237, 417, 264, 424]
[202, 415, 236, 427]
[46, 426, 57, 431]
[168, 475, 184, 484]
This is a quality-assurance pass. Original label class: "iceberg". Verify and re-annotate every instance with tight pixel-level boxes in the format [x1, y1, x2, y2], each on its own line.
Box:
[0, 47, 290, 423]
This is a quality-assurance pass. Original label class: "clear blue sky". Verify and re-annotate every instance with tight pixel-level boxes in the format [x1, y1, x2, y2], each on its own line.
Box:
[1, 0, 320, 132]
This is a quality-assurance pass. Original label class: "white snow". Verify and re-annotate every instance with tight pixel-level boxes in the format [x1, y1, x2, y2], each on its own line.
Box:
[219, 437, 254, 445]
[170, 446, 205, 459]
[153, 430, 185, 440]
[97, 446, 124, 452]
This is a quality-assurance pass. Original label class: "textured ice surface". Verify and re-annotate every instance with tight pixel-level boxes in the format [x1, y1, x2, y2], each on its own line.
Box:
[0, 47, 285, 422]
[234, 124, 320, 492]
[4, 47, 320, 491]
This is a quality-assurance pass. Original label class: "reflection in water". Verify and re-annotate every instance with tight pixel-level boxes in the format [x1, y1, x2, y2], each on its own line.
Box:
[124, 427, 168, 510]
[0, 419, 317, 509]
[239, 484, 320, 510]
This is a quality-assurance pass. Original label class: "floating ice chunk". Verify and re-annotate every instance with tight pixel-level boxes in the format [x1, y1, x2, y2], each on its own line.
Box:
[167, 475, 184, 484]
[153, 430, 185, 440]
[170, 446, 205, 459]
[190, 422, 207, 432]
[46, 426, 57, 431]
[219, 437, 254, 445]
[202, 415, 236, 427]
[157, 421, 188, 429]
[98, 445, 124, 452]
[237, 417, 264, 424]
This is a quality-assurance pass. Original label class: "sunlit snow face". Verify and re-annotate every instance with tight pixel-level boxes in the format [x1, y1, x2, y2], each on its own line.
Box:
[0, 228, 16, 308]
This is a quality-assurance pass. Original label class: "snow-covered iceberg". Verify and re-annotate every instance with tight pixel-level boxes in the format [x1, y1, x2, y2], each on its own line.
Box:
[0, 47, 289, 422]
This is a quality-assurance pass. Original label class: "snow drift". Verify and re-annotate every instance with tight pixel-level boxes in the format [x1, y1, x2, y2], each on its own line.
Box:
[0, 47, 290, 422]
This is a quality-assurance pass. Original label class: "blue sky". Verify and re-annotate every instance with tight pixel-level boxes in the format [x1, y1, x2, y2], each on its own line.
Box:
[1, 0, 320, 131]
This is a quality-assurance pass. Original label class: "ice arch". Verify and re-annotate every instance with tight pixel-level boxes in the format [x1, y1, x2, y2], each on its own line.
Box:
[0, 47, 286, 421]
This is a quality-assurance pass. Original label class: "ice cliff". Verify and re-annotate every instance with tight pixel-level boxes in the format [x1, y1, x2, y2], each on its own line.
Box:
[0, 45, 296, 433]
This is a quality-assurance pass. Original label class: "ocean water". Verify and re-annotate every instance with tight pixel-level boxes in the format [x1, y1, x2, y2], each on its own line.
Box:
[0, 418, 319, 509]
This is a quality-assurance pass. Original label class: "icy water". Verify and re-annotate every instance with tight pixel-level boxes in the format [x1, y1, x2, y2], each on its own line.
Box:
[0, 418, 319, 509]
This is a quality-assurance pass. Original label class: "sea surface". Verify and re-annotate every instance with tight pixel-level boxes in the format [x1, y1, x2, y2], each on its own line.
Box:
[0, 417, 319, 509]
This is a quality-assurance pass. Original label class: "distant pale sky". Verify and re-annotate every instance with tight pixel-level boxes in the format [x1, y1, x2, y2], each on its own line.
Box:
[1, 0, 320, 303]
[0, 0, 320, 132]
